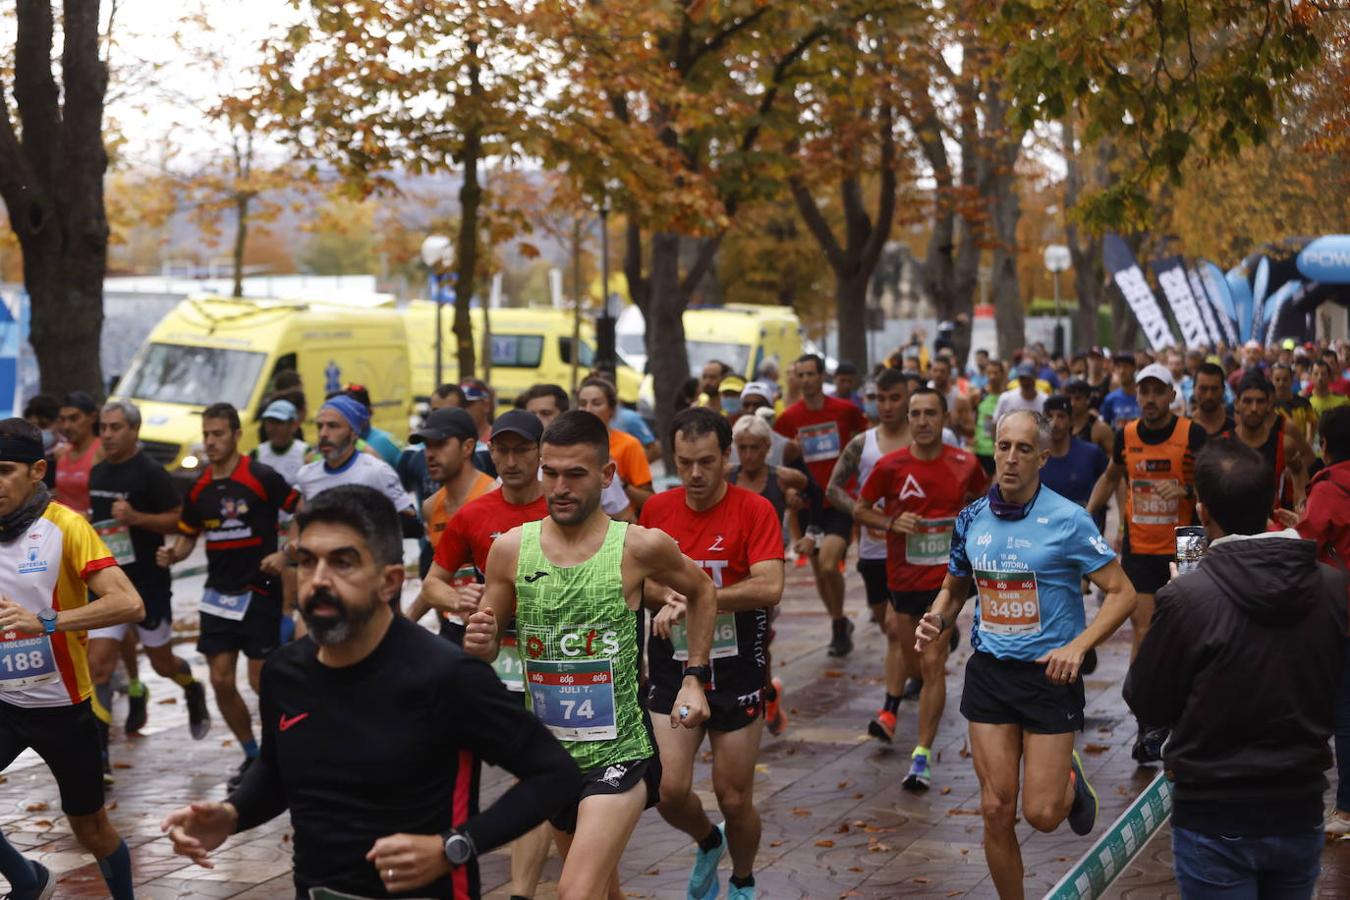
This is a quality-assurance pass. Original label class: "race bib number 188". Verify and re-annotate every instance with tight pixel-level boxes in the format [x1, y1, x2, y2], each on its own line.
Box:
[975, 570, 1041, 636]
[0, 634, 59, 692]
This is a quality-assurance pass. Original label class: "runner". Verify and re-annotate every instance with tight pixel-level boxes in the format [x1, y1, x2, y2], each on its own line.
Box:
[1272, 362, 1318, 447]
[854, 388, 986, 788]
[1098, 352, 1141, 427]
[1041, 396, 1108, 509]
[728, 414, 807, 736]
[973, 359, 1007, 475]
[414, 408, 496, 560]
[1309, 359, 1350, 418]
[87, 401, 210, 784]
[464, 409, 716, 900]
[520, 385, 634, 523]
[774, 353, 869, 657]
[929, 356, 974, 442]
[1064, 379, 1113, 458]
[162, 485, 581, 900]
[642, 408, 784, 900]
[1189, 361, 1235, 437]
[249, 399, 308, 485]
[410, 409, 553, 900]
[1227, 372, 1313, 510]
[157, 402, 298, 789]
[992, 362, 1047, 425]
[0, 418, 143, 899]
[575, 377, 655, 513]
[53, 391, 101, 513]
[294, 394, 418, 522]
[916, 409, 1137, 899]
[1086, 363, 1205, 763]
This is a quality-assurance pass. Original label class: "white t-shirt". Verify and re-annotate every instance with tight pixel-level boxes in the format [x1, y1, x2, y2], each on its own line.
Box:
[252, 440, 308, 486]
[600, 476, 630, 516]
[992, 388, 1047, 427]
[295, 451, 415, 512]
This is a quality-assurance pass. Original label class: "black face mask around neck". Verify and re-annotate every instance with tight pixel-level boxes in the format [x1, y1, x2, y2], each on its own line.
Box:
[0, 482, 51, 544]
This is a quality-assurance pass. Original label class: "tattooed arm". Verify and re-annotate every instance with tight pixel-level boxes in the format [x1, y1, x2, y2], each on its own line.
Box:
[826, 432, 867, 515]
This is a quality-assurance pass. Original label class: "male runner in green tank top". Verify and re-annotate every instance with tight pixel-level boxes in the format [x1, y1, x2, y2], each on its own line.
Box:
[466, 410, 717, 900]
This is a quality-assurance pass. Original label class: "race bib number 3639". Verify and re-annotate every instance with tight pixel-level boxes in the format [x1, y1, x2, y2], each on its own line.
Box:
[1131, 479, 1180, 526]
[975, 570, 1041, 636]
[525, 657, 617, 742]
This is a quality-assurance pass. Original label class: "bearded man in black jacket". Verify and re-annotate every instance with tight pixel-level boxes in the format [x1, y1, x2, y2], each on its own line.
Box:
[1124, 438, 1347, 900]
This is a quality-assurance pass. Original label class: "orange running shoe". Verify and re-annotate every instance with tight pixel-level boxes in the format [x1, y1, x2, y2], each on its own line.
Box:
[868, 709, 896, 743]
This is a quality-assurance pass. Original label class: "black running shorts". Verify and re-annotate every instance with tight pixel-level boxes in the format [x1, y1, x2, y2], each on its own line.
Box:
[549, 755, 661, 833]
[889, 588, 941, 618]
[1121, 537, 1173, 596]
[0, 700, 104, 816]
[648, 682, 764, 734]
[960, 650, 1084, 734]
[197, 592, 281, 660]
[857, 557, 890, 607]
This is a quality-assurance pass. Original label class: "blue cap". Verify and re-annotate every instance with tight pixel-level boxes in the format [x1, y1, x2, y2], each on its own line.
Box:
[261, 399, 298, 422]
[1015, 362, 1037, 378]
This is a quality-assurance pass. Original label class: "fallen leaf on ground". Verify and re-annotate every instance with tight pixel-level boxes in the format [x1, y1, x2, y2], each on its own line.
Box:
[815, 839, 835, 848]
[770, 840, 784, 847]
[836, 780, 849, 789]
[947, 892, 965, 897]
[1057, 857, 1069, 862]
[25, 802, 47, 812]
[913, 877, 930, 884]
[32, 820, 51, 829]
[1083, 743, 1111, 754]
[112, 762, 133, 769]
[960, 848, 970, 855]
[792, 808, 811, 817]
[958, 739, 970, 759]
[849, 866, 864, 872]
[948, 808, 979, 816]
[941, 786, 952, 795]
[852, 792, 864, 799]
[824, 670, 844, 678]
[646, 869, 659, 875]
[835, 822, 850, 833]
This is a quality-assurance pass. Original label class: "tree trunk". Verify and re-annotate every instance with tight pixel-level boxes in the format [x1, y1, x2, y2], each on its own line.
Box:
[232, 193, 249, 298]
[0, 0, 109, 397]
[453, 118, 481, 380]
[1063, 117, 1111, 352]
[834, 270, 870, 370]
[988, 161, 1024, 361]
[646, 231, 689, 456]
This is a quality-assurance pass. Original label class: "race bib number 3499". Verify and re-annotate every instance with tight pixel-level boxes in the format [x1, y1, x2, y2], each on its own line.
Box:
[975, 570, 1041, 636]
[525, 657, 617, 742]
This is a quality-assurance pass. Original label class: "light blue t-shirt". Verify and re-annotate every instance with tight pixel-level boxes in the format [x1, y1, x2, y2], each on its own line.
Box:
[613, 407, 656, 447]
[949, 487, 1116, 662]
[1099, 388, 1141, 426]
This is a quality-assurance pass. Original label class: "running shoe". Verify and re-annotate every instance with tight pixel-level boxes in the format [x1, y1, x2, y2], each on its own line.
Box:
[227, 757, 255, 792]
[902, 677, 922, 700]
[2, 860, 55, 900]
[867, 709, 896, 743]
[764, 678, 788, 736]
[902, 750, 932, 792]
[727, 882, 756, 900]
[185, 681, 212, 740]
[1067, 749, 1098, 835]
[827, 618, 854, 657]
[1131, 726, 1168, 765]
[1324, 810, 1350, 838]
[687, 822, 726, 900]
[124, 683, 148, 734]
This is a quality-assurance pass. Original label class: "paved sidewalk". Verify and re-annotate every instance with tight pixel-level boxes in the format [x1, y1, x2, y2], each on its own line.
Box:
[2, 560, 1347, 897]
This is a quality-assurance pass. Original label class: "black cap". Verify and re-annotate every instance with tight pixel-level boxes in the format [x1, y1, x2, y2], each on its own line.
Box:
[1044, 395, 1071, 414]
[409, 407, 478, 444]
[1113, 352, 1135, 365]
[1065, 378, 1092, 395]
[489, 409, 544, 443]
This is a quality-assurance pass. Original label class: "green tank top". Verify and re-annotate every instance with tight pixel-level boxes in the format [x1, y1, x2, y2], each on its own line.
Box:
[513, 518, 651, 771]
[974, 392, 999, 456]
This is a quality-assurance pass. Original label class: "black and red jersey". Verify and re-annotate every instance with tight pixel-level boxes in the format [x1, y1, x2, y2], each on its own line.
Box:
[179, 456, 298, 595]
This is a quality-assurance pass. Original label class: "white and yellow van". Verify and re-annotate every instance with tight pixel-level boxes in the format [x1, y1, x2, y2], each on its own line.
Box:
[402, 302, 643, 406]
[113, 296, 411, 478]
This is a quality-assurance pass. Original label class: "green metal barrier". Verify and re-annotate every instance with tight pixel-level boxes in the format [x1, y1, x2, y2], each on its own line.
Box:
[1045, 771, 1173, 899]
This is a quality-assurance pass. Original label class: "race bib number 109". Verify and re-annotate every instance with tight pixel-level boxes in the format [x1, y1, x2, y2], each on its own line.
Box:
[975, 570, 1041, 636]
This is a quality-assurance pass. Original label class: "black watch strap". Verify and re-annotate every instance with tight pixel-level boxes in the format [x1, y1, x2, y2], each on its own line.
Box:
[683, 664, 712, 685]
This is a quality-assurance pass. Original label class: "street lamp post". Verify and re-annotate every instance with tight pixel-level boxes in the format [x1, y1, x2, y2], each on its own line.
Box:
[421, 234, 454, 389]
[1043, 244, 1071, 358]
[596, 198, 615, 370]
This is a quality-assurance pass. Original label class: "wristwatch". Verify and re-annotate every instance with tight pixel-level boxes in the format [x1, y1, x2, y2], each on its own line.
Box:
[682, 664, 712, 686]
[442, 829, 476, 867]
[37, 608, 57, 636]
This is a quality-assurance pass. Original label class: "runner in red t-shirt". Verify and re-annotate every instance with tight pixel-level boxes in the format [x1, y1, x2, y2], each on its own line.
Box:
[407, 409, 552, 900]
[774, 353, 869, 657]
[641, 408, 784, 900]
[856, 387, 986, 791]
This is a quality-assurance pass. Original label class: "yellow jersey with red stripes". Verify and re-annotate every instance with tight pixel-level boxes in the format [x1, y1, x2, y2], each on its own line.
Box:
[0, 501, 116, 708]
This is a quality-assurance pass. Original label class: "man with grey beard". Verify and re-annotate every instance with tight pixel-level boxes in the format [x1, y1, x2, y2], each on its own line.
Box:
[162, 485, 580, 900]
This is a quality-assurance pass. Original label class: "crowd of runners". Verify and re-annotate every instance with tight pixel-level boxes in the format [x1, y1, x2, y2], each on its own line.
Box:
[0, 333, 1347, 899]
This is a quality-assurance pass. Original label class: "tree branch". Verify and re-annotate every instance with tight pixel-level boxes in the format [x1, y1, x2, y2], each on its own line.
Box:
[788, 177, 847, 272]
[861, 103, 897, 270]
[680, 234, 722, 298]
[15, 0, 63, 198]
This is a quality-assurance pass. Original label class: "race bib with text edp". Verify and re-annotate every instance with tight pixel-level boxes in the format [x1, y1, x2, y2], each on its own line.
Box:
[905, 518, 955, 566]
[93, 519, 135, 566]
[671, 612, 738, 661]
[798, 421, 842, 463]
[0, 634, 59, 692]
[1131, 479, 1180, 526]
[975, 570, 1042, 636]
[525, 657, 617, 741]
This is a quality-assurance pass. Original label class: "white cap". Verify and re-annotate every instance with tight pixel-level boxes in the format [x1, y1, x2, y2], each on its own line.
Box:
[1136, 362, 1175, 387]
[742, 380, 779, 402]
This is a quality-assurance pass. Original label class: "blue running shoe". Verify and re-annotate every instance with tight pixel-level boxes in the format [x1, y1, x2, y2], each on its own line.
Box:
[1068, 749, 1098, 836]
[727, 881, 756, 900]
[902, 749, 932, 792]
[687, 822, 726, 900]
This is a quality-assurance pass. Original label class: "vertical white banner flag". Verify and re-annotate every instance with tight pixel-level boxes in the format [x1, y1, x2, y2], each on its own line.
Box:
[1103, 234, 1175, 351]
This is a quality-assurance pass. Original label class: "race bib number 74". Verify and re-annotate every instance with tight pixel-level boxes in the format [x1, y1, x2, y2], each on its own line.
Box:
[525, 657, 618, 742]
